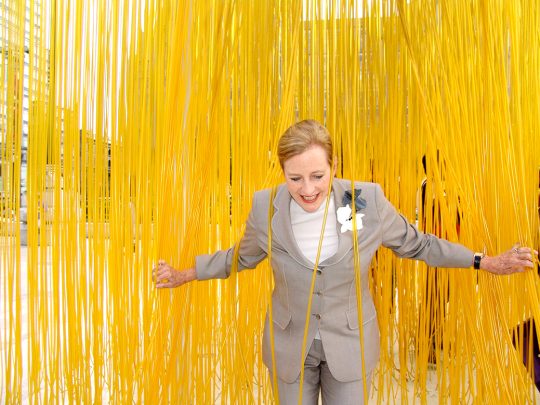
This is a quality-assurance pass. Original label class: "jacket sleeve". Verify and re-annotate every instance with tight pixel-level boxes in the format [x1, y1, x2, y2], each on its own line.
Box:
[375, 184, 474, 268]
[195, 192, 268, 280]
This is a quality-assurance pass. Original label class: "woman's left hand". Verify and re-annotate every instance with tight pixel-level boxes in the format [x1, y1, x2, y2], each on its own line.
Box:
[480, 244, 538, 275]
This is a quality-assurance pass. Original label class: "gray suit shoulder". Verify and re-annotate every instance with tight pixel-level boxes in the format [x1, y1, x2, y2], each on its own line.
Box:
[252, 184, 287, 203]
[252, 187, 272, 201]
[335, 178, 381, 193]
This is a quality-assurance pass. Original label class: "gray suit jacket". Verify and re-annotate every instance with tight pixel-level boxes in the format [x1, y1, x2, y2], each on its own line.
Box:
[196, 178, 473, 383]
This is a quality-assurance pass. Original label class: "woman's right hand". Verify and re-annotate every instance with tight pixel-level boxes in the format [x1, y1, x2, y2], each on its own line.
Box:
[153, 260, 197, 288]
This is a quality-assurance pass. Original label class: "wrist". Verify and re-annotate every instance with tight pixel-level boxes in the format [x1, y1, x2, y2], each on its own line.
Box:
[473, 252, 486, 270]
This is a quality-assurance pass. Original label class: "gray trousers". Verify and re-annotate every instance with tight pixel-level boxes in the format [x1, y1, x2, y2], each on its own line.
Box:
[270, 339, 372, 405]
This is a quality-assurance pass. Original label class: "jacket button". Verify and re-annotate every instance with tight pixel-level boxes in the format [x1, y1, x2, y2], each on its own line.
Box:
[315, 291, 322, 296]
[314, 314, 321, 320]
[316, 269, 322, 275]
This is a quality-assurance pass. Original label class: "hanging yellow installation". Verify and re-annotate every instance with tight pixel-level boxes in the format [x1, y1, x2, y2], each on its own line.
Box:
[1, 0, 539, 403]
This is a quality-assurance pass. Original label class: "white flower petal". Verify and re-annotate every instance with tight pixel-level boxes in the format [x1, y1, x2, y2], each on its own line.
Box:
[354, 213, 365, 230]
[336, 204, 352, 225]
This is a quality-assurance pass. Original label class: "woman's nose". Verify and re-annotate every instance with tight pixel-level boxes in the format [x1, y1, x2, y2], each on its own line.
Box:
[302, 181, 315, 194]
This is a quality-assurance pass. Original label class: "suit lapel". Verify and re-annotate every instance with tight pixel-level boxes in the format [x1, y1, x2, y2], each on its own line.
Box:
[321, 178, 355, 266]
[271, 185, 314, 268]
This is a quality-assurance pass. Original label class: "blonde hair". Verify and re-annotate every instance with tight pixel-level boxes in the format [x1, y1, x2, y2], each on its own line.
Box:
[277, 119, 334, 168]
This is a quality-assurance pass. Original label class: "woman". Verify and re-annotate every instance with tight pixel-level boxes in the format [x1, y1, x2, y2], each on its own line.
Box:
[153, 119, 536, 404]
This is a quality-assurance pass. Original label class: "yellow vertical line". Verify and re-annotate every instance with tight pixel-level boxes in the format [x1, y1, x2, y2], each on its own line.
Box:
[1, 0, 24, 401]
[350, 185, 369, 403]
[13, 0, 24, 397]
[26, 1, 36, 403]
[265, 186, 279, 404]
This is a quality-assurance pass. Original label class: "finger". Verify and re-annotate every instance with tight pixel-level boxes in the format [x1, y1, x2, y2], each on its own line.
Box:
[155, 268, 171, 278]
[153, 262, 167, 272]
[508, 253, 533, 264]
[523, 248, 538, 257]
[156, 281, 173, 289]
[152, 265, 163, 273]
[514, 259, 534, 269]
[515, 247, 533, 255]
[510, 249, 532, 260]
[155, 274, 170, 284]
[523, 260, 535, 268]
[522, 252, 533, 261]
[153, 269, 169, 282]
[155, 277, 170, 285]
[515, 249, 534, 260]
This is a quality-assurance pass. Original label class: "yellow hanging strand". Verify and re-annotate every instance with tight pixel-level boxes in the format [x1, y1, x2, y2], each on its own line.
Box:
[265, 186, 280, 404]
[350, 183, 369, 404]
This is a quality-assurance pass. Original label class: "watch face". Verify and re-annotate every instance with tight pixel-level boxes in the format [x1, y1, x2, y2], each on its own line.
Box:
[473, 253, 482, 269]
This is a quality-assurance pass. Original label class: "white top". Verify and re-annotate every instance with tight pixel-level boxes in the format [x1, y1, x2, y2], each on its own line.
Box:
[290, 192, 339, 264]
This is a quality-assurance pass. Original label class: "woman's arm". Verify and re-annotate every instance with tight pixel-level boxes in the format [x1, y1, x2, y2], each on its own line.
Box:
[375, 184, 537, 274]
[153, 190, 269, 288]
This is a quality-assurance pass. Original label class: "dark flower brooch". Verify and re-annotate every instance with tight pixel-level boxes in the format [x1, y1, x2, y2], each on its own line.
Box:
[337, 188, 366, 233]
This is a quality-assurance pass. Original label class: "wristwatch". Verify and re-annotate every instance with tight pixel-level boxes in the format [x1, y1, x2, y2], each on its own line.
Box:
[473, 252, 485, 270]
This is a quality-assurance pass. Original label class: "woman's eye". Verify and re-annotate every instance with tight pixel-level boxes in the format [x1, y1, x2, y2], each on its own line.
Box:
[290, 177, 301, 182]
[313, 175, 324, 180]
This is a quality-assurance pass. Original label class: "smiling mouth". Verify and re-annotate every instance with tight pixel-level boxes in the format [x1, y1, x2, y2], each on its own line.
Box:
[301, 194, 319, 203]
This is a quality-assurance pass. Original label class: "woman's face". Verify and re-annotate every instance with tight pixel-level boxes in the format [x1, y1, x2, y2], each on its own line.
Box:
[283, 145, 333, 213]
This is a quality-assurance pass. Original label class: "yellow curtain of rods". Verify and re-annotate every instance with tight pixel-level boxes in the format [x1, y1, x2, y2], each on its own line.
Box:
[1, 0, 539, 403]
